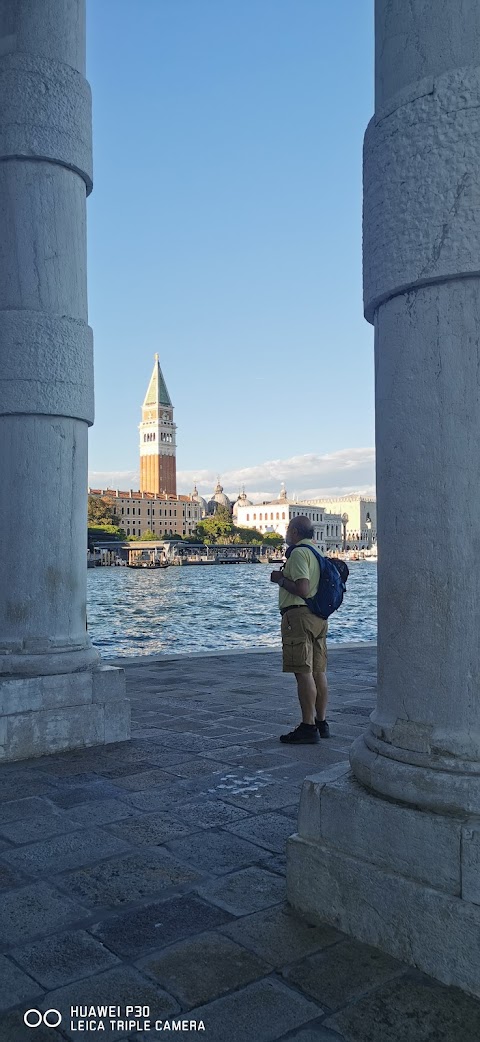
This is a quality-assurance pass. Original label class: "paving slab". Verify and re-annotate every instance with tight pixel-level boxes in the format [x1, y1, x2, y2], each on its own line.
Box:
[0, 1009, 66, 1042]
[0, 645, 477, 1041]
[224, 811, 297, 852]
[196, 866, 286, 916]
[90, 894, 234, 958]
[41, 965, 179, 1041]
[221, 905, 344, 967]
[63, 848, 204, 907]
[12, 928, 120, 989]
[282, 939, 406, 1011]
[104, 812, 203, 847]
[137, 930, 271, 1008]
[0, 810, 81, 845]
[186, 977, 321, 1042]
[167, 829, 268, 875]
[0, 953, 43, 1011]
[325, 973, 480, 1042]
[0, 881, 88, 946]
[0, 828, 130, 879]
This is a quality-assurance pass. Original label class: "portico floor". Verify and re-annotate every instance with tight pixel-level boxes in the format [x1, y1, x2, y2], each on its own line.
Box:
[0, 644, 478, 1041]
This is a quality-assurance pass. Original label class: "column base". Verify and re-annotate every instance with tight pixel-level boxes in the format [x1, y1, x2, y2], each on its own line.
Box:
[286, 769, 480, 999]
[0, 665, 130, 762]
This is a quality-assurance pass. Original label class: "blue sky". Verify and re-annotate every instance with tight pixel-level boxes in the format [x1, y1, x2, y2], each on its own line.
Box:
[86, 0, 375, 499]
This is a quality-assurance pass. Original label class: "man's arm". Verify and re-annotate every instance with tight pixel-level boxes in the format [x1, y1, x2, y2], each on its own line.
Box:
[270, 571, 309, 599]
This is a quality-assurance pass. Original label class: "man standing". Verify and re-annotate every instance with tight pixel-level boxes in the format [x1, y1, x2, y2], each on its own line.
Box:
[270, 516, 329, 744]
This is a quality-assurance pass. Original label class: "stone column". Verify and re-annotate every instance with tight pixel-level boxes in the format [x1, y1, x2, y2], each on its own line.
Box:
[287, 0, 480, 997]
[0, 0, 130, 760]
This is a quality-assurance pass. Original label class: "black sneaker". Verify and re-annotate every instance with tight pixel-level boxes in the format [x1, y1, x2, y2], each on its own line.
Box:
[280, 723, 320, 745]
[316, 718, 330, 739]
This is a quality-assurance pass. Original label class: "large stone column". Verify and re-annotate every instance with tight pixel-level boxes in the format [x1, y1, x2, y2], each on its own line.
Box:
[0, 0, 130, 759]
[287, 0, 480, 997]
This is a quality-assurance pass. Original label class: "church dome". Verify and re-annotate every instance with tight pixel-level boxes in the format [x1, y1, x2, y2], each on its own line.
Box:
[191, 485, 208, 516]
[207, 480, 231, 515]
[232, 489, 253, 519]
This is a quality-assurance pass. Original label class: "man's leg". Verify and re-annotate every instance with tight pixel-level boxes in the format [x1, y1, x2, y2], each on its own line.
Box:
[314, 670, 328, 722]
[295, 671, 317, 725]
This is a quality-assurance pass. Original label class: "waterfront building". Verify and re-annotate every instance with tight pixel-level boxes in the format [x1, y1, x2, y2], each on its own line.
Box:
[308, 494, 377, 548]
[234, 486, 343, 551]
[139, 354, 177, 496]
[88, 488, 202, 539]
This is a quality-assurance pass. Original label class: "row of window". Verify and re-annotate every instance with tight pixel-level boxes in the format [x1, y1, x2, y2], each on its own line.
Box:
[245, 512, 287, 522]
[142, 432, 174, 443]
[117, 507, 195, 517]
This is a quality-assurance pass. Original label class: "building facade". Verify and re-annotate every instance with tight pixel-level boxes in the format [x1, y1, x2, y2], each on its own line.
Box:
[88, 489, 202, 539]
[309, 495, 377, 548]
[235, 488, 343, 552]
[139, 354, 177, 496]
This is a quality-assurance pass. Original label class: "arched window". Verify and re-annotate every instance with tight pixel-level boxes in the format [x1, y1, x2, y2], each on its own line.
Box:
[282, 512, 285, 519]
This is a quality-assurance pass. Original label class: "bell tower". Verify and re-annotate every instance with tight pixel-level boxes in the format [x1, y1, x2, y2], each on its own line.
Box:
[139, 354, 177, 495]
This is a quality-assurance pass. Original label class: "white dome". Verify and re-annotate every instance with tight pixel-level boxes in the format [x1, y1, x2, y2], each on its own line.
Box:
[207, 481, 231, 514]
[191, 485, 208, 515]
[233, 490, 253, 518]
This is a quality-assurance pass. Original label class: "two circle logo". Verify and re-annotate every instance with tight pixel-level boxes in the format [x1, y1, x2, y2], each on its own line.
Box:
[24, 1009, 62, 1029]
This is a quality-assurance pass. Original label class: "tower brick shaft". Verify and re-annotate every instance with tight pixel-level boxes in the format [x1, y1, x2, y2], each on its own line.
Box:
[139, 354, 177, 496]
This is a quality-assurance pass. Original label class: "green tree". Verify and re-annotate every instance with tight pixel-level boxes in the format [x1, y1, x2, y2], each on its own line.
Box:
[87, 523, 126, 548]
[262, 532, 284, 547]
[87, 495, 116, 525]
[140, 529, 157, 540]
[232, 526, 264, 544]
[197, 507, 233, 544]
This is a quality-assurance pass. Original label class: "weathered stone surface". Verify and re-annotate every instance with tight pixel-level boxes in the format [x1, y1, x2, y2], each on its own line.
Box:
[0, 882, 86, 945]
[461, 827, 480, 906]
[197, 866, 285, 916]
[90, 894, 234, 958]
[186, 977, 320, 1042]
[283, 938, 406, 1010]
[138, 931, 270, 1008]
[0, 1009, 65, 1042]
[317, 774, 462, 894]
[104, 699, 131, 744]
[221, 905, 343, 968]
[224, 811, 295, 853]
[92, 665, 126, 703]
[167, 829, 266, 875]
[326, 974, 480, 1042]
[287, 836, 480, 998]
[0, 953, 43, 1011]
[0, 827, 129, 878]
[42, 966, 179, 1041]
[104, 813, 200, 847]
[4, 704, 105, 761]
[13, 929, 119, 988]
[64, 849, 204, 907]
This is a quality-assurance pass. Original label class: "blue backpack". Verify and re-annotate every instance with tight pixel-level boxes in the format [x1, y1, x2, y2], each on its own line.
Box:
[287, 544, 348, 620]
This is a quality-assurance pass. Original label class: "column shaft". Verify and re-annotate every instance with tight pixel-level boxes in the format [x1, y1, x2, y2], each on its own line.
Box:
[351, 0, 480, 815]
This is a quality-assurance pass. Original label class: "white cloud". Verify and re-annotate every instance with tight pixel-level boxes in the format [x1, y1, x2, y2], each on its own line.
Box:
[88, 448, 376, 501]
[178, 448, 376, 500]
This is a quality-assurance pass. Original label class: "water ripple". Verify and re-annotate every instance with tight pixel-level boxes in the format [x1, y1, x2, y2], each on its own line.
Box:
[87, 562, 377, 658]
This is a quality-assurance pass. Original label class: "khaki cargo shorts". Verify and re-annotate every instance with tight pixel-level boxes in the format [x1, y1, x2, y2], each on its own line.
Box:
[281, 606, 328, 675]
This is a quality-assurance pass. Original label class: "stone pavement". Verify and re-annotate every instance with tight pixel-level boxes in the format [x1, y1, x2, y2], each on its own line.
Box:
[0, 644, 479, 1041]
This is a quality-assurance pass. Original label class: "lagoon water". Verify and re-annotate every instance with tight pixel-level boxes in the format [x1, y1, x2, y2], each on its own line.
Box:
[87, 561, 377, 659]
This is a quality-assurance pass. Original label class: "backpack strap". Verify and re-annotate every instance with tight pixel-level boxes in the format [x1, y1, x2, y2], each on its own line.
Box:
[290, 543, 324, 575]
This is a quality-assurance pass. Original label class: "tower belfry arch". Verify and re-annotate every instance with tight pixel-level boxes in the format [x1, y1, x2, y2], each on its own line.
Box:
[139, 354, 177, 496]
